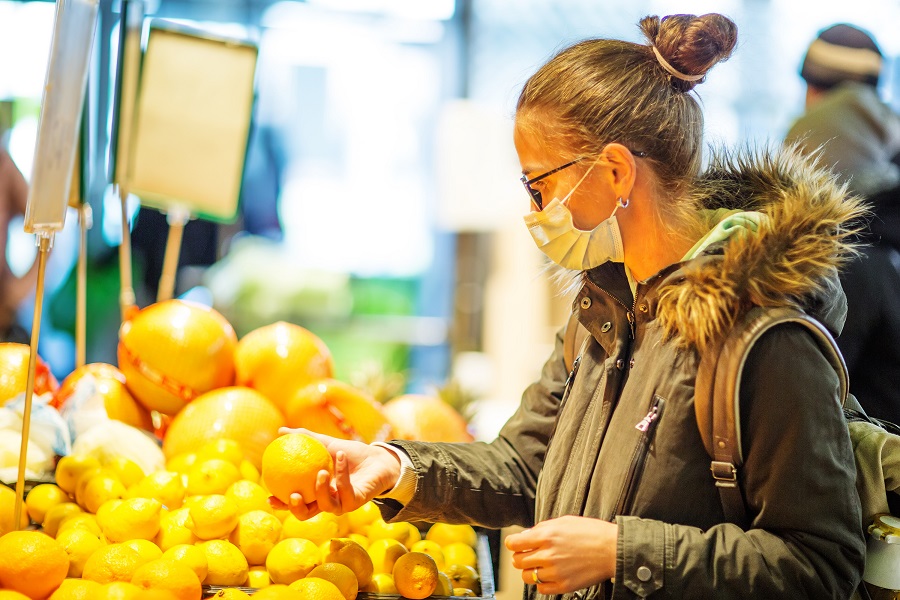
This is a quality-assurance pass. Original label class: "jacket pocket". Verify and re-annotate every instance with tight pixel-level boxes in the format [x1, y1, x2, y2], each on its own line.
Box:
[614, 395, 665, 517]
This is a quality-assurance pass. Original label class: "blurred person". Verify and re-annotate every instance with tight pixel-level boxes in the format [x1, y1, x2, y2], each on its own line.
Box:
[0, 148, 38, 343]
[273, 14, 866, 599]
[785, 23, 900, 423]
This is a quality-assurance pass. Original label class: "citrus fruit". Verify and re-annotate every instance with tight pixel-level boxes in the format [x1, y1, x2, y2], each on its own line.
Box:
[131, 558, 201, 600]
[233, 321, 334, 414]
[80, 472, 128, 514]
[410, 540, 445, 571]
[247, 565, 270, 588]
[238, 460, 260, 483]
[106, 457, 146, 489]
[58, 512, 103, 537]
[161, 544, 208, 582]
[55, 454, 102, 495]
[453, 589, 477, 597]
[53, 363, 153, 431]
[24, 483, 70, 525]
[0, 342, 58, 405]
[367, 518, 413, 545]
[0, 530, 70, 598]
[209, 589, 251, 599]
[442, 541, 478, 569]
[261, 433, 333, 504]
[445, 563, 480, 594]
[367, 537, 408, 575]
[345, 501, 380, 535]
[42, 502, 83, 537]
[98, 497, 162, 542]
[154, 507, 198, 550]
[121, 539, 164, 563]
[229, 509, 281, 565]
[0, 485, 30, 535]
[162, 387, 284, 469]
[280, 511, 341, 545]
[322, 537, 373, 587]
[348, 533, 369, 550]
[48, 578, 103, 600]
[0, 590, 30, 600]
[392, 551, 439, 599]
[117, 300, 237, 416]
[225, 480, 272, 515]
[165, 453, 197, 476]
[403, 522, 422, 546]
[307, 563, 359, 600]
[381, 394, 474, 442]
[56, 525, 107, 577]
[197, 539, 249, 586]
[186, 459, 242, 496]
[266, 537, 321, 584]
[185, 494, 238, 540]
[288, 578, 345, 600]
[127, 470, 186, 510]
[195, 438, 245, 466]
[82, 543, 145, 583]
[250, 585, 301, 599]
[284, 379, 392, 443]
[436, 571, 453, 596]
[367, 573, 397, 594]
[97, 581, 142, 599]
[425, 523, 478, 547]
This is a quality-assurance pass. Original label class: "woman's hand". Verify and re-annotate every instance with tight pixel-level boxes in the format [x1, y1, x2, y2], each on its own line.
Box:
[267, 428, 401, 520]
[505, 516, 618, 595]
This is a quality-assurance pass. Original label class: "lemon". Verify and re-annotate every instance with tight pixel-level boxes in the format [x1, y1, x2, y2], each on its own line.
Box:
[154, 507, 198, 550]
[445, 563, 480, 595]
[322, 537, 374, 587]
[198, 539, 249, 586]
[425, 523, 477, 548]
[347, 533, 369, 550]
[288, 577, 345, 600]
[403, 522, 422, 546]
[165, 452, 197, 476]
[58, 512, 104, 538]
[238, 460, 260, 483]
[247, 565, 271, 588]
[186, 459, 242, 496]
[81, 543, 144, 583]
[251, 584, 301, 599]
[186, 494, 239, 540]
[442, 541, 477, 569]
[229, 509, 282, 566]
[105, 457, 145, 489]
[47, 577, 102, 599]
[127, 471, 186, 510]
[367, 537, 408, 575]
[97, 497, 162, 542]
[121, 538, 163, 563]
[454, 587, 477, 597]
[25, 483, 70, 525]
[367, 573, 397, 594]
[97, 581, 142, 599]
[392, 551, 439, 600]
[161, 543, 208, 582]
[345, 501, 380, 535]
[280, 511, 340, 545]
[210, 589, 252, 599]
[55, 455, 101, 495]
[266, 537, 321, 585]
[0, 530, 69, 599]
[367, 518, 412, 544]
[81, 473, 127, 514]
[42, 503, 83, 537]
[73, 466, 107, 506]
[196, 439, 245, 467]
[308, 563, 359, 600]
[130, 557, 202, 600]
[410, 540, 445, 571]
[0, 485, 30, 535]
[225, 480, 273, 515]
[95, 499, 123, 524]
[55, 526, 106, 577]
[436, 571, 453, 596]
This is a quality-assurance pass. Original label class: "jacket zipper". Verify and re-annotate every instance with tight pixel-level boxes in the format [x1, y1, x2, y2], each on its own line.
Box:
[592, 285, 635, 339]
[546, 355, 583, 448]
[614, 396, 665, 517]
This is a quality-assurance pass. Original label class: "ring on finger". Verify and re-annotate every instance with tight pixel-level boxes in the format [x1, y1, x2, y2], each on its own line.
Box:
[532, 567, 542, 585]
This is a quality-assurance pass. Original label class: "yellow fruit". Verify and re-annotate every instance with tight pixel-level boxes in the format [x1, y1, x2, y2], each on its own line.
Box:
[81, 473, 127, 514]
[403, 522, 422, 546]
[0, 342, 58, 405]
[410, 540, 445, 571]
[392, 551, 439, 600]
[261, 433, 333, 504]
[122, 539, 163, 564]
[196, 439, 245, 467]
[442, 541, 478, 569]
[186, 494, 238, 540]
[234, 321, 334, 414]
[307, 563, 359, 600]
[280, 512, 340, 545]
[382, 394, 474, 443]
[99, 497, 162, 542]
[55, 454, 101, 495]
[0, 589, 30, 600]
[105, 457, 146, 489]
[161, 544, 208, 582]
[453, 587, 477, 597]
[322, 537, 373, 587]
[288, 577, 345, 600]
[82, 543, 145, 583]
[56, 525, 107, 577]
[210, 589, 252, 600]
[96, 499, 124, 524]
[250, 585, 301, 599]
[25, 483, 70, 525]
[347, 533, 369, 550]
[266, 537, 321, 585]
[197, 540, 249, 586]
[162, 387, 285, 469]
[367, 573, 397, 594]
[154, 507, 198, 550]
[425, 523, 478, 548]
[186, 459, 242, 496]
[165, 453, 197, 476]
[0, 485, 30, 535]
[367, 518, 412, 545]
[127, 471, 186, 510]
[238, 460, 260, 483]
[48, 578, 103, 600]
[436, 571, 453, 596]
[53, 363, 153, 432]
[247, 565, 270, 588]
[0, 530, 69, 598]
[367, 537, 408, 575]
[58, 512, 104, 538]
[42, 502, 83, 537]
[284, 379, 392, 443]
[229, 509, 281, 565]
[131, 558, 201, 600]
[345, 501, 380, 535]
[96, 581, 143, 599]
[117, 300, 237, 416]
[445, 563, 480, 594]
[225, 480, 273, 515]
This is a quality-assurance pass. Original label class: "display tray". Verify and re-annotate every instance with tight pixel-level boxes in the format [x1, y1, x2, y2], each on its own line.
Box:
[201, 533, 496, 599]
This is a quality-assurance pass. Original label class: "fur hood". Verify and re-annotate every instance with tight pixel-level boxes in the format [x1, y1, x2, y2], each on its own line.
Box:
[655, 146, 868, 352]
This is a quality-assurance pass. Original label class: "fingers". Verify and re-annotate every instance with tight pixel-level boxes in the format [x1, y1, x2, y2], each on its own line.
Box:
[333, 451, 356, 510]
[505, 528, 540, 552]
[314, 468, 342, 514]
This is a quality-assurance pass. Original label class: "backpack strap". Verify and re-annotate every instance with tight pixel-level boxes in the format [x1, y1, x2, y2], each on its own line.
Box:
[563, 310, 590, 374]
[695, 306, 849, 526]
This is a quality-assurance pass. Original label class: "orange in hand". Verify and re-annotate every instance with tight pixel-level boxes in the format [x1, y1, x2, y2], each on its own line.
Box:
[261, 433, 334, 504]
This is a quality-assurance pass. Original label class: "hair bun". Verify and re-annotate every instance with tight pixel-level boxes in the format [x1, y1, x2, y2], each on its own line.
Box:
[639, 13, 737, 92]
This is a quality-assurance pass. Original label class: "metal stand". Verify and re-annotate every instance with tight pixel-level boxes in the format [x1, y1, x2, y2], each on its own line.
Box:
[76, 203, 92, 368]
[118, 186, 137, 320]
[157, 209, 190, 302]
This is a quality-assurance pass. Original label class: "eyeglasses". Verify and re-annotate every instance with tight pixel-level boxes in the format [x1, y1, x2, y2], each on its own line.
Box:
[520, 150, 648, 211]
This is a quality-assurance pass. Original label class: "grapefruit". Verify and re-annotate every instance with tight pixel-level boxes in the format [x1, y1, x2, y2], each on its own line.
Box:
[285, 379, 392, 443]
[53, 363, 153, 431]
[381, 395, 473, 442]
[0, 342, 58, 406]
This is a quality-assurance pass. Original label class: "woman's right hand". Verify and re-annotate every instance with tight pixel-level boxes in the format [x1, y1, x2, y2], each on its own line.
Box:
[267, 427, 401, 520]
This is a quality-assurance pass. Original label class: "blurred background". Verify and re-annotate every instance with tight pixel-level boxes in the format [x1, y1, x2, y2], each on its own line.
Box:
[5, 0, 900, 442]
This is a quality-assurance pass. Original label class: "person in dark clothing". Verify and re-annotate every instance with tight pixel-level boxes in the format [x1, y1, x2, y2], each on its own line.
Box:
[0, 149, 37, 343]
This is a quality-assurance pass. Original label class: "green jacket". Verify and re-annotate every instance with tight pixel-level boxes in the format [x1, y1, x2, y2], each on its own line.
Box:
[381, 149, 867, 599]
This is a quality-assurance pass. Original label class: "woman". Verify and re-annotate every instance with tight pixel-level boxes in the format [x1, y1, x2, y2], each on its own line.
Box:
[273, 13, 866, 599]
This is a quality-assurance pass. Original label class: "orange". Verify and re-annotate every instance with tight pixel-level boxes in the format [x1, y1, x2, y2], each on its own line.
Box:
[131, 558, 201, 600]
[56, 525, 106, 577]
[392, 551, 439, 600]
[0, 342, 59, 406]
[48, 578, 103, 599]
[233, 321, 334, 414]
[0, 530, 70, 599]
[162, 387, 284, 469]
[82, 543, 145, 583]
[382, 394, 474, 442]
[117, 300, 237, 416]
[261, 433, 333, 504]
[52, 363, 153, 431]
[284, 379, 393, 443]
[0, 485, 30, 535]
[289, 578, 345, 600]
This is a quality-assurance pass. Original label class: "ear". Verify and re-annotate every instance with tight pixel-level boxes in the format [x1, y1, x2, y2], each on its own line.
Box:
[598, 143, 638, 199]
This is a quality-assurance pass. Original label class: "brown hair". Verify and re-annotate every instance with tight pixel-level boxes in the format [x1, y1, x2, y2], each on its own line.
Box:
[516, 13, 737, 237]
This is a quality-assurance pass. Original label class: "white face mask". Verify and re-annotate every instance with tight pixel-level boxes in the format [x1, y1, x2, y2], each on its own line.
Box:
[523, 177, 628, 270]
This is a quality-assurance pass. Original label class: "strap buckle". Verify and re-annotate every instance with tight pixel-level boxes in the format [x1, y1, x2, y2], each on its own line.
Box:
[710, 461, 738, 488]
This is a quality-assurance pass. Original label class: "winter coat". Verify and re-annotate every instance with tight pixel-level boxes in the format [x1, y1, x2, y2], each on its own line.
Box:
[380, 149, 867, 599]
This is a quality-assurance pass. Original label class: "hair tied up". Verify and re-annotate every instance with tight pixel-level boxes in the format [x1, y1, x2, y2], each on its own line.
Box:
[650, 45, 704, 82]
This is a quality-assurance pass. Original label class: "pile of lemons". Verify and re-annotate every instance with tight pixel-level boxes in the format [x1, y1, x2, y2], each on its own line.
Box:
[0, 438, 482, 600]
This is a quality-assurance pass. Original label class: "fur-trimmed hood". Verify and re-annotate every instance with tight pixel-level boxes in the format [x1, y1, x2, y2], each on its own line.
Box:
[654, 146, 868, 352]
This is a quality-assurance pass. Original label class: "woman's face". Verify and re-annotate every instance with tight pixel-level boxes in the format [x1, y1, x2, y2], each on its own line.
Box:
[513, 123, 616, 231]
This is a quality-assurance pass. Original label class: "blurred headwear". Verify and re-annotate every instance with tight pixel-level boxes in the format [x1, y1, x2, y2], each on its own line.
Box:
[800, 24, 883, 89]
